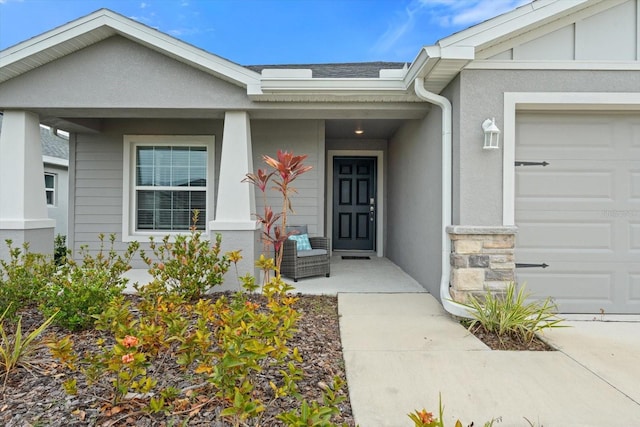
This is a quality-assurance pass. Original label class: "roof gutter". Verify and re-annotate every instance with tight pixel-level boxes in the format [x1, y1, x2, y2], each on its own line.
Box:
[413, 77, 473, 319]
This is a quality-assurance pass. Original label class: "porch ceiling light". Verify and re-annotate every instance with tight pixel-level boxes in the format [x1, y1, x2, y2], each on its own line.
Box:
[482, 117, 500, 150]
[354, 127, 364, 135]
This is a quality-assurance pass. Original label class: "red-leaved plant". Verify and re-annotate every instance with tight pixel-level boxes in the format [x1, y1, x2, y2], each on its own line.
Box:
[243, 150, 312, 278]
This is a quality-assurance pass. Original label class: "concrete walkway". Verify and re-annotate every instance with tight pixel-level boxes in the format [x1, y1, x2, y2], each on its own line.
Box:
[339, 293, 640, 427]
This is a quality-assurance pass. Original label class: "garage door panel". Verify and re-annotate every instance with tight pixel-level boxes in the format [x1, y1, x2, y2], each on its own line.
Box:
[630, 274, 640, 302]
[629, 221, 640, 245]
[632, 171, 640, 199]
[518, 115, 614, 150]
[517, 221, 612, 251]
[518, 270, 613, 301]
[517, 170, 613, 201]
[516, 112, 639, 313]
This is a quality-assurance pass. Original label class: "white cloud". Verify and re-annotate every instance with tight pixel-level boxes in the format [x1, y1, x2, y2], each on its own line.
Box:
[418, 0, 531, 27]
[372, 0, 530, 56]
[140, 2, 148, 9]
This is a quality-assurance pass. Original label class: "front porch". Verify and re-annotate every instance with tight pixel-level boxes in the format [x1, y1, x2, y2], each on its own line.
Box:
[283, 255, 427, 295]
[123, 255, 427, 295]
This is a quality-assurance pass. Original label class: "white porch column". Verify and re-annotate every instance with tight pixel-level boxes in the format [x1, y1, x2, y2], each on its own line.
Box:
[212, 111, 257, 229]
[210, 111, 260, 286]
[0, 110, 55, 258]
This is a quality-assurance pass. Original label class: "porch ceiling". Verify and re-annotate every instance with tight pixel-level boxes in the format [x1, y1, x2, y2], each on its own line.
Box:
[325, 119, 404, 140]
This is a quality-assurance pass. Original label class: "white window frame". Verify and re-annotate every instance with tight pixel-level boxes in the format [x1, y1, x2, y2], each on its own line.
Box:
[44, 172, 56, 207]
[122, 135, 215, 242]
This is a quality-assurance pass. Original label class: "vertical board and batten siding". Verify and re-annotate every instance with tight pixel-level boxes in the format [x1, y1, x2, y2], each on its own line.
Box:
[491, 0, 639, 61]
[251, 120, 325, 237]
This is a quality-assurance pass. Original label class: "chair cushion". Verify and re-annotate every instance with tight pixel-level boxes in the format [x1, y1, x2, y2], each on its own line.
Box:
[297, 249, 328, 257]
[288, 233, 312, 251]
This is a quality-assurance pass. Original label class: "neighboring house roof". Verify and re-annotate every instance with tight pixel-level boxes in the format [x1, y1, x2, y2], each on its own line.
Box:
[0, 114, 69, 166]
[40, 127, 69, 162]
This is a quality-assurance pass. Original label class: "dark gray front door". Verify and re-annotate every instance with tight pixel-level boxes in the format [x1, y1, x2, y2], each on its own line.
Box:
[333, 157, 376, 251]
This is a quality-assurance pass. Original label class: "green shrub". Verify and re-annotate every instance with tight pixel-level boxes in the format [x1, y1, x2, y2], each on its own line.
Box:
[53, 234, 68, 266]
[462, 283, 564, 345]
[140, 211, 230, 301]
[0, 240, 49, 320]
[39, 234, 138, 331]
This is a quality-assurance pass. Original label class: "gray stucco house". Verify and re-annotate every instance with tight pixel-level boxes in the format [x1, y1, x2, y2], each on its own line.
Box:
[1, 0, 638, 314]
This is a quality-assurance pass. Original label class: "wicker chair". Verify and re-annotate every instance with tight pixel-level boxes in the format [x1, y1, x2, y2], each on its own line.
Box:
[280, 226, 330, 282]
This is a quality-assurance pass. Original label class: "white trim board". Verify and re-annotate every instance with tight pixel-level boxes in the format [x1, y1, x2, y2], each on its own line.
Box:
[326, 150, 384, 257]
[502, 91, 640, 225]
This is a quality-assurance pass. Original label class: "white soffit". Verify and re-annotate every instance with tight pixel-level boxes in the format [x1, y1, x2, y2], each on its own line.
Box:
[0, 9, 260, 88]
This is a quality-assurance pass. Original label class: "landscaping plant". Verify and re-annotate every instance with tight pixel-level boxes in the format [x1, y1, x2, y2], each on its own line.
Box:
[243, 150, 312, 277]
[462, 283, 564, 345]
[0, 306, 57, 393]
[140, 210, 230, 301]
[0, 240, 49, 320]
[39, 233, 139, 331]
[409, 394, 499, 427]
[47, 236, 349, 426]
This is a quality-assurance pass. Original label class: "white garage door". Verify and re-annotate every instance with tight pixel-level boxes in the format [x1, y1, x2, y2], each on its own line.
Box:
[515, 112, 640, 314]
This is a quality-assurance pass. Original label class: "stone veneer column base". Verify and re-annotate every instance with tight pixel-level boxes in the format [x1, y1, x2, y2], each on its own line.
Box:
[446, 225, 518, 304]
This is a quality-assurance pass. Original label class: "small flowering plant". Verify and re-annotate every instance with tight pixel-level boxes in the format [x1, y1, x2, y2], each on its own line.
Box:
[107, 334, 156, 403]
[409, 394, 499, 427]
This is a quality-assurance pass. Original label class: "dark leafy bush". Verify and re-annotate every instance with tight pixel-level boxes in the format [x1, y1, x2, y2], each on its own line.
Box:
[53, 234, 68, 266]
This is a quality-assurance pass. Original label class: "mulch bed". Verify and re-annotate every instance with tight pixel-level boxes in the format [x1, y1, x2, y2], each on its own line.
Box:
[467, 324, 554, 351]
[0, 294, 355, 427]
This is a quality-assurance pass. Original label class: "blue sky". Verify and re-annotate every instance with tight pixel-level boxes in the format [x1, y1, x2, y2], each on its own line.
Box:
[0, 0, 530, 65]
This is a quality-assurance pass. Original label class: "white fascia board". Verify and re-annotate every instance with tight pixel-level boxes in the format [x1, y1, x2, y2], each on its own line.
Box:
[42, 155, 69, 167]
[437, 0, 590, 50]
[0, 12, 114, 66]
[403, 45, 474, 89]
[259, 78, 407, 93]
[0, 9, 260, 88]
[465, 60, 640, 71]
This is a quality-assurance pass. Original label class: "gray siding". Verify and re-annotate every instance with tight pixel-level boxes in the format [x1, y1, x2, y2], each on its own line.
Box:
[386, 112, 442, 295]
[71, 118, 325, 267]
[251, 120, 325, 236]
[72, 119, 224, 267]
[457, 68, 640, 226]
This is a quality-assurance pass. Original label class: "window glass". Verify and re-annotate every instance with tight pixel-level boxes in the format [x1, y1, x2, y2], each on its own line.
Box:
[134, 145, 207, 231]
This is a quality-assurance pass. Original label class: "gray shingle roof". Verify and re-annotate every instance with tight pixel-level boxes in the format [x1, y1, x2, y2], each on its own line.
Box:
[245, 61, 408, 78]
[0, 114, 69, 161]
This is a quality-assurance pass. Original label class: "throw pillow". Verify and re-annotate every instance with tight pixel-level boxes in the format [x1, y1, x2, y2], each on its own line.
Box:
[288, 233, 312, 251]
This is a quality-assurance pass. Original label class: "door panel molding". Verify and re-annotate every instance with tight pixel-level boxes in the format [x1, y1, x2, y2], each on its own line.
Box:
[327, 150, 384, 257]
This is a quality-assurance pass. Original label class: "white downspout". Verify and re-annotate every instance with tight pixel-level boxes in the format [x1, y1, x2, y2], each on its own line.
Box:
[414, 78, 473, 319]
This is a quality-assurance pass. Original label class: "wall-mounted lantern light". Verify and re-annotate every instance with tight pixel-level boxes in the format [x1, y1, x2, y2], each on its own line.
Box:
[482, 117, 500, 150]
